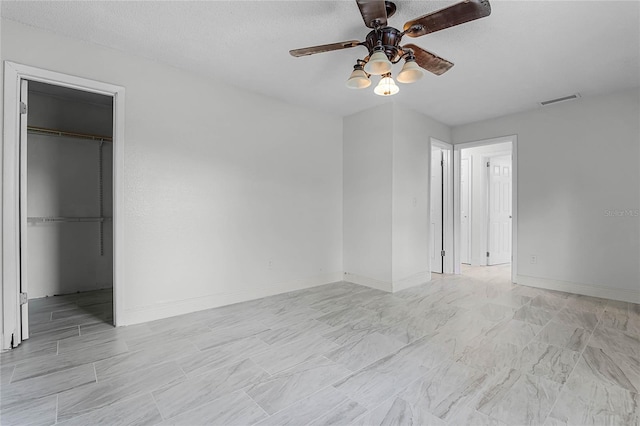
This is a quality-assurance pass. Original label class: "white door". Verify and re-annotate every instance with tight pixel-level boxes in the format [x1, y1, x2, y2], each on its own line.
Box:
[460, 157, 471, 264]
[20, 79, 30, 340]
[487, 155, 512, 265]
[430, 148, 443, 273]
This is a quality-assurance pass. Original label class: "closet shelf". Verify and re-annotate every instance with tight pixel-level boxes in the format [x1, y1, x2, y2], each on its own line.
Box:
[27, 126, 112, 143]
[28, 216, 112, 224]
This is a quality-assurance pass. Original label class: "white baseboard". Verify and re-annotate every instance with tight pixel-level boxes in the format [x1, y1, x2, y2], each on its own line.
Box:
[516, 274, 640, 304]
[393, 271, 430, 292]
[119, 272, 343, 326]
[343, 273, 393, 292]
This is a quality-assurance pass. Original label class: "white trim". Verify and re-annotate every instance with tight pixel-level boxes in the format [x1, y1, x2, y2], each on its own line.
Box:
[453, 135, 518, 283]
[516, 275, 640, 304]
[392, 271, 430, 292]
[2, 62, 125, 350]
[429, 138, 454, 275]
[122, 272, 344, 325]
[344, 273, 393, 292]
[3, 62, 22, 349]
[453, 149, 461, 274]
[512, 138, 519, 283]
[19, 80, 29, 339]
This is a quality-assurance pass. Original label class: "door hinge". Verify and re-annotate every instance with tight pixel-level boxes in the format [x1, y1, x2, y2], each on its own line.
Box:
[441, 250, 446, 257]
[440, 160, 444, 167]
[20, 292, 28, 305]
[486, 251, 490, 257]
[20, 102, 27, 114]
[486, 161, 490, 167]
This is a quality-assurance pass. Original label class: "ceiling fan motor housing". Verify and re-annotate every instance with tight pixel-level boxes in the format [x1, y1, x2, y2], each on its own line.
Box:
[365, 27, 403, 62]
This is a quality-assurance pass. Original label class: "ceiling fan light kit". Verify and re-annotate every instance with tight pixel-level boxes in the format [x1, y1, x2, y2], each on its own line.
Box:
[397, 58, 424, 84]
[290, 0, 492, 96]
[364, 48, 393, 75]
[374, 73, 400, 96]
[346, 63, 372, 89]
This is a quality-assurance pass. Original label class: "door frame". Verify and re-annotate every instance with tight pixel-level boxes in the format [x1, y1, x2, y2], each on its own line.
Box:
[459, 155, 472, 265]
[453, 135, 518, 283]
[429, 138, 454, 274]
[2, 61, 126, 350]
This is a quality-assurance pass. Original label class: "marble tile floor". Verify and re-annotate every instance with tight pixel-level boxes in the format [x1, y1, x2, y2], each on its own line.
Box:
[1, 266, 639, 426]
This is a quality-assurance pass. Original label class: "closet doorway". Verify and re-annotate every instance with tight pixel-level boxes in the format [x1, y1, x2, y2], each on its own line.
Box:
[2, 62, 125, 350]
[26, 81, 115, 338]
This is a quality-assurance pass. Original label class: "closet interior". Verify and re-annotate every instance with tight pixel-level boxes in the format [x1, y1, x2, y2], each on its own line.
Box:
[26, 81, 115, 334]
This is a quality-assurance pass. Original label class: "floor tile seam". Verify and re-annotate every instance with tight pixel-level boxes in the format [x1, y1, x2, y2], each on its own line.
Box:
[14, 339, 135, 379]
[527, 339, 584, 358]
[463, 409, 504, 426]
[260, 351, 333, 376]
[258, 329, 326, 348]
[333, 337, 418, 378]
[149, 391, 167, 422]
[8, 358, 98, 388]
[347, 370, 432, 423]
[61, 390, 158, 425]
[585, 342, 640, 363]
[7, 364, 16, 384]
[541, 304, 604, 425]
[306, 399, 352, 425]
[421, 363, 490, 422]
[89, 360, 185, 401]
[559, 302, 605, 317]
[250, 383, 338, 423]
[92, 363, 98, 384]
[31, 319, 104, 337]
[261, 330, 338, 353]
[242, 389, 270, 422]
[594, 321, 640, 339]
[30, 325, 76, 338]
[438, 371, 501, 426]
[55, 393, 59, 425]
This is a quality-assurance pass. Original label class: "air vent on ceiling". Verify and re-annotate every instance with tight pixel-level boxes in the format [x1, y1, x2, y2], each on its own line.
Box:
[539, 93, 581, 106]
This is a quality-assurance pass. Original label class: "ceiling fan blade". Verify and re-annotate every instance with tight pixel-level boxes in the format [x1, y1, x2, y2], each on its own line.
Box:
[356, 0, 388, 28]
[403, 44, 454, 75]
[289, 40, 363, 57]
[403, 0, 491, 38]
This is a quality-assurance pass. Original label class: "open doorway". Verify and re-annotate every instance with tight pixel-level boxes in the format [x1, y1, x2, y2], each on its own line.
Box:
[25, 81, 115, 339]
[2, 62, 125, 350]
[454, 136, 517, 284]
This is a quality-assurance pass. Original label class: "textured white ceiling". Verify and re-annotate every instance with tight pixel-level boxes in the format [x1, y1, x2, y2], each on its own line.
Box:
[2, 1, 639, 126]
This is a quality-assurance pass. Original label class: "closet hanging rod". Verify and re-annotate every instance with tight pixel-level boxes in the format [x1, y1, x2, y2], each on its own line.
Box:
[28, 216, 112, 224]
[27, 126, 113, 143]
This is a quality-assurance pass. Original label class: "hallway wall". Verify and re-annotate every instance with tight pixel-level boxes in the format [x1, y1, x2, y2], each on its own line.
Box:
[453, 89, 640, 302]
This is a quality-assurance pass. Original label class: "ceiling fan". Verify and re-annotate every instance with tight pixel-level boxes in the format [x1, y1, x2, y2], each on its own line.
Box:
[289, 0, 491, 96]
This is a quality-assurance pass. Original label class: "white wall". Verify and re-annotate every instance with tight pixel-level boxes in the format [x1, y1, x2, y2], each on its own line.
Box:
[343, 103, 393, 289]
[27, 90, 114, 297]
[461, 142, 512, 266]
[392, 104, 450, 290]
[453, 90, 640, 302]
[343, 102, 451, 292]
[2, 19, 344, 324]
[0, 17, 5, 341]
